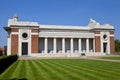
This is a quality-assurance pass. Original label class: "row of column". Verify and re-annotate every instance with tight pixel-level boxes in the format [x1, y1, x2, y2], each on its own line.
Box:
[44, 38, 92, 53]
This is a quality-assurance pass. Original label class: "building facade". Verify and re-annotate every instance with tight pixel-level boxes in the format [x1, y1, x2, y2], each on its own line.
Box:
[0, 47, 7, 56]
[4, 15, 115, 57]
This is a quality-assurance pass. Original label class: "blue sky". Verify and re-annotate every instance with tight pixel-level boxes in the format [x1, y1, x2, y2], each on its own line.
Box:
[0, 0, 120, 47]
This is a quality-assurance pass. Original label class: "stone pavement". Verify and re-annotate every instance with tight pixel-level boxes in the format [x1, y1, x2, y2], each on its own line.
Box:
[81, 55, 120, 62]
[19, 55, 120, 62]
[82, 57, 120, 62]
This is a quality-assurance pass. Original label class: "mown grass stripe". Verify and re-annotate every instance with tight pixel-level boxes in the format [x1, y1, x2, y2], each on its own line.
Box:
[58, 60, 118, 80]
[64, 59, 120, 77]
[30, 60, 49, 80]
[17, 60, 27, 79]
[19, 60, 27, 80]
[68, 59, 120, 79]
[40, 60, 84, 80]
[25, 60, 38, 80]
[25, 60, 52, 80]
[58, 58, 120, 72]
[56, 59, 120, 74]
[44, 59, 99, 80]
[1, 59, 120, 80]
[9, 60, 24, 79]
[0, 61, 19, 79]
[35, 60, 69, 80]
[63, 59, 120, 76]
[69, 59, 120, 71]
[46, 59, 119, 80]
[0, 60, 28, 80]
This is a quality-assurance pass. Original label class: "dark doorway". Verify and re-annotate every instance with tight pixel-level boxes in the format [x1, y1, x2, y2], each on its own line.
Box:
[103, 43, 107, 53]
[22, 43, 28, 55]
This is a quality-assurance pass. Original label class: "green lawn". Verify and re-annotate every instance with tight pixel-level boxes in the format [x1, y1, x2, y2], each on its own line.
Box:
[101, 56, 120, 60]
[0, 59, 120, 80]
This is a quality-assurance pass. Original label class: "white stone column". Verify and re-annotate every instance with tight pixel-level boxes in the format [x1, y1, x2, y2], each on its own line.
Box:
[78, 38, 81, 53]
[101, 36, 103, 53]
[71, 38, 73, 53]
[44, 37, 48, 53]
[7, 35, 11, 55]
[53, 38, 57, 53]
[93, 38, 95, 53]
[86, 38, 89, 53]
[107, 35, 110, 54]
[62, 38, 65, 53]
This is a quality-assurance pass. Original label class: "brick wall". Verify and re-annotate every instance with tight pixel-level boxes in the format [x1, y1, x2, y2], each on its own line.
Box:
[109, 31, 114, 34]
[110, 37, 114, 53]
[31, 29, 38, 33]
[94, 31, 100, 34]
[95, 36, 101, 52]
[110, 31, 115, 53]
[31, 35, 39, 53]
[11, 34, 18, 55]
[94, 31, 101, 52]
[11, 28, 18, 32]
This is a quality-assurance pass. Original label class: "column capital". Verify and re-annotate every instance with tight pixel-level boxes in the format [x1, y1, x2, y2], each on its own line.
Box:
[62, 38, 65, 39]
[45, 37, 48, 39]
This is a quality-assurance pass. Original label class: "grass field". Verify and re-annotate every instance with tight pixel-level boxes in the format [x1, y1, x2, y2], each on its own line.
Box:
[0, 59, 120, 80]
[101, 56, 120, 60]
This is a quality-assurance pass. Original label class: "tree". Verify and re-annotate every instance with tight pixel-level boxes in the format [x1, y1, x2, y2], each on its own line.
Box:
[115, 39, 120, 52]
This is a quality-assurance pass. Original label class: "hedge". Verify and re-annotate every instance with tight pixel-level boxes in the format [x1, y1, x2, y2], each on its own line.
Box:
[0, 55, 18, 74]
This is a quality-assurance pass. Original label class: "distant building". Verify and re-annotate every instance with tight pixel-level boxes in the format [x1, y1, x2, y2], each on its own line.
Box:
[4, 15, 115, 57]
[0, 47, 7, 56]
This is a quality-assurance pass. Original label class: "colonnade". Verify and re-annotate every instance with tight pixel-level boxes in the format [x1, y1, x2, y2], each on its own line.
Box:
[39, 38, 94, 54]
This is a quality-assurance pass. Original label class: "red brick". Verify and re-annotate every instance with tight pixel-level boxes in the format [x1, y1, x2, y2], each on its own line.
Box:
[31, 29, 38, 33]
[110, 36, 115, 53]
[95, 36, 101, 52]
[109, 31, 114, 34]
[11, 28, 18, 32]
[94, 31, 100, 34]
[11, 34, 18, 55]
[31, 35, 39, 53]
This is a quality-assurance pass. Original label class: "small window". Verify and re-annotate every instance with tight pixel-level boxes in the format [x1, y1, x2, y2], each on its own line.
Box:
[22, 33, 28, 38]
[103, 34, 107, 40]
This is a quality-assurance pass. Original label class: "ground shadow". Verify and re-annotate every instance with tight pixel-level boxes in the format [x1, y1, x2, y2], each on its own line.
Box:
[6, 78, 28, 80]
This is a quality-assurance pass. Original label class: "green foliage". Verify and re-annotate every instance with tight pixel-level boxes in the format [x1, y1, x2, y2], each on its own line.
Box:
[0, 55, 18, 74]
[1, 59, 120, 80]
[115, 39, 120, 52]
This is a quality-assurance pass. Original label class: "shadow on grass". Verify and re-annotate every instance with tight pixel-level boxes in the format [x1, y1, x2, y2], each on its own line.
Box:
[0, 55, 18, 74]
[6, 78, 27, 80]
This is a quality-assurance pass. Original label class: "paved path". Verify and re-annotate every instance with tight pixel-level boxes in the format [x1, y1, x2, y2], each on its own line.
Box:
[82, 58, 120, 62]
[81, 56, 120, 62]
[19, 56, 120, 62]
